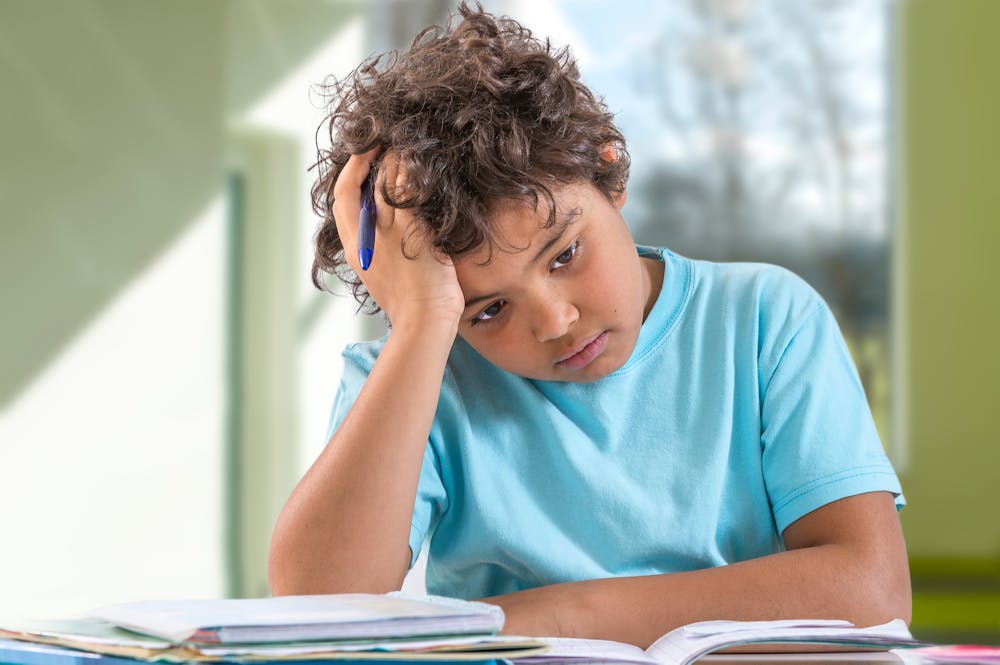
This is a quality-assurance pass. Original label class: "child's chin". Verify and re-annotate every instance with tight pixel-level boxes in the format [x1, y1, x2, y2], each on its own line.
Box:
[553, 355, 627, 383]
[576, 359, 625, 383]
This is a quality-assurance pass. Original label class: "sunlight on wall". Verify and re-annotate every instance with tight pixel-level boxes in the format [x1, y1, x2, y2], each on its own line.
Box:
[232, 13, 412, 588]
[0, 197, 227, 621]
[235, 16, 367, 473]
[240, 10, 437, 594]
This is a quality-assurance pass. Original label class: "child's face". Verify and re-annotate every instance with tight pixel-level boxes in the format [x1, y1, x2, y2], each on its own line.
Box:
[454, 182, 660, 383]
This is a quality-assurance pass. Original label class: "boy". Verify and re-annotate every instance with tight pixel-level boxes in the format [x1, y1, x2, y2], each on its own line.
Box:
[269, 3, 910, 648]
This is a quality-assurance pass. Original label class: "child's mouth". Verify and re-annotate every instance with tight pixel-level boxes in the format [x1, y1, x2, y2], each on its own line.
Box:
[555, 331, 609, 370]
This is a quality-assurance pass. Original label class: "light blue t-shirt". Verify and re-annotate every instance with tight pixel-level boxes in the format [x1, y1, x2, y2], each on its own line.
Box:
[328, 247, 903, 599]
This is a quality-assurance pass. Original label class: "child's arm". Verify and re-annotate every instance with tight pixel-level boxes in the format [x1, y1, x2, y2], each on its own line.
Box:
[268, 150, 465, 595]
[483, 491, 910, 648]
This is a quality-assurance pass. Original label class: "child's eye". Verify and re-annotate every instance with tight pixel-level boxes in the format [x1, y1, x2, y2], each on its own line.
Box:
[551, 241, 579, 269]
[471, 300, 506, 326]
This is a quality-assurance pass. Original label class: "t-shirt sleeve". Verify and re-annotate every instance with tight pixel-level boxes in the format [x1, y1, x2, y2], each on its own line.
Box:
[325, 343, 449, 569]
[758, 280, 904, 535]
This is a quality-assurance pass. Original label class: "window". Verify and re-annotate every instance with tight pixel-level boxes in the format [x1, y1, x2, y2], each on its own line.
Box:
[531, 0, 898, 456]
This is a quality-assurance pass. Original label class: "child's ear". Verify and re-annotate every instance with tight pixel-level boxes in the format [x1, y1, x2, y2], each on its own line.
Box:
[599, 143, 617, 164]
[598, 144, 628, 210]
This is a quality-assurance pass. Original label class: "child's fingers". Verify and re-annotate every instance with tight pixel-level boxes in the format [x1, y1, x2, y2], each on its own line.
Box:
[374, 151, 399, 232]
[335, 147, 381, 201]
[372, 152, 441, 263]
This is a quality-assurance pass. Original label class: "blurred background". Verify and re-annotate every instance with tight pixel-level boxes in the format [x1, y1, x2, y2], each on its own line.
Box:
[1, 0, 997, 645]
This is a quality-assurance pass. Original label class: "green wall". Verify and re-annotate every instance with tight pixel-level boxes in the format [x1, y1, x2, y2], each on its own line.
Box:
[0, 1, 225, 406]
[0, 0, 361, 602]
[0, 0, 357, 408]
[900, 0, 1000, 643]
[900, 0, 1000, 561]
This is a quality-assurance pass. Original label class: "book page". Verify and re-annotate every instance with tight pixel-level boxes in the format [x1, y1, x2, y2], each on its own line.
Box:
[516, 636, 656, 665]
[645, 620, 917, 665]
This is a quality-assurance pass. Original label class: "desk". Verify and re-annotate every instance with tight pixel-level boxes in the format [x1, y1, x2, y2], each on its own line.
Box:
[0, 640, 908, 665]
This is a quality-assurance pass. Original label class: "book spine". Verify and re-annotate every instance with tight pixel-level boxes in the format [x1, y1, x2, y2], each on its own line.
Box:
[188, 629, 220, 644]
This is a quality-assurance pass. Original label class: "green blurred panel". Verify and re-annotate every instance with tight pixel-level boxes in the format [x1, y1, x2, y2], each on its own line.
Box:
[899, 0, 1000, 559]
[909, 558, 1000, 642]
[911, 591, 1000, 645]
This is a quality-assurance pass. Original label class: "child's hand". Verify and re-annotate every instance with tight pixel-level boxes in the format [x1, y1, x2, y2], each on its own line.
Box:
[334, 149, 466, 333]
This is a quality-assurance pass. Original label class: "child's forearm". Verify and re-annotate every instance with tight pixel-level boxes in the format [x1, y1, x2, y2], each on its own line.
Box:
[486, 492, 910, 647]
[268, 316, 458, 595]
[493, 544, 904, 647]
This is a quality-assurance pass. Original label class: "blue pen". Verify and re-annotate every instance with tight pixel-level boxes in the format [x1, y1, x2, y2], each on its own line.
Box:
[358, 171, 377, 270]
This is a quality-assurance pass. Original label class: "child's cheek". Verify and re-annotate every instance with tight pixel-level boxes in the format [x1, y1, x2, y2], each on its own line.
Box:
[467, 329, 525, 371]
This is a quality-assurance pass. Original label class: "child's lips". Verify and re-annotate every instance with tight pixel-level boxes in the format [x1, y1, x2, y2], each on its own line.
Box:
[555, 331, 609, 370]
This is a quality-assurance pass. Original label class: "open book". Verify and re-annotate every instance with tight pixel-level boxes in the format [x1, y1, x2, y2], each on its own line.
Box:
[513, 618, 926, 665]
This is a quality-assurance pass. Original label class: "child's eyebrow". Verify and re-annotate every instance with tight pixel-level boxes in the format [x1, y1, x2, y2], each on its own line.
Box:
[529, 222, 572, 265]
[463, 222, 574, 313]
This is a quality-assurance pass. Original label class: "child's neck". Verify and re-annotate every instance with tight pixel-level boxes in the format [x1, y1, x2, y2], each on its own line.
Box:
[639, 256, 665, 323]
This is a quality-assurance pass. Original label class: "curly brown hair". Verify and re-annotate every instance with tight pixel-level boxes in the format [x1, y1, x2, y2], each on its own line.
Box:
[310, 2, 629, 310]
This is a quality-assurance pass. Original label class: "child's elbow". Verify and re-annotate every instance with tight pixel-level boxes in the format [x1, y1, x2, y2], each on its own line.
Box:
[267, 542, 408, 596]
[879, 571, 912, 626]
[266, 539, 334, 597]
[267, 542, 308, 596]
[859, 557, 912, 626]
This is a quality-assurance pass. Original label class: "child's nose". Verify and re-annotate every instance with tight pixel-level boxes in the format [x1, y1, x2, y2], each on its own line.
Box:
[531, 298, 579, 343]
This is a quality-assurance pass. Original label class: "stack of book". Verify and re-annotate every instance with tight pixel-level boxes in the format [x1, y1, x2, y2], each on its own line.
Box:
[0, 593, 543, 663]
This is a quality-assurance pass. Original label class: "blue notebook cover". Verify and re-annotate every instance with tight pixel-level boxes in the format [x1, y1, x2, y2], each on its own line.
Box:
[0, 640, 500, 665]
[0, 640, 142, 665]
